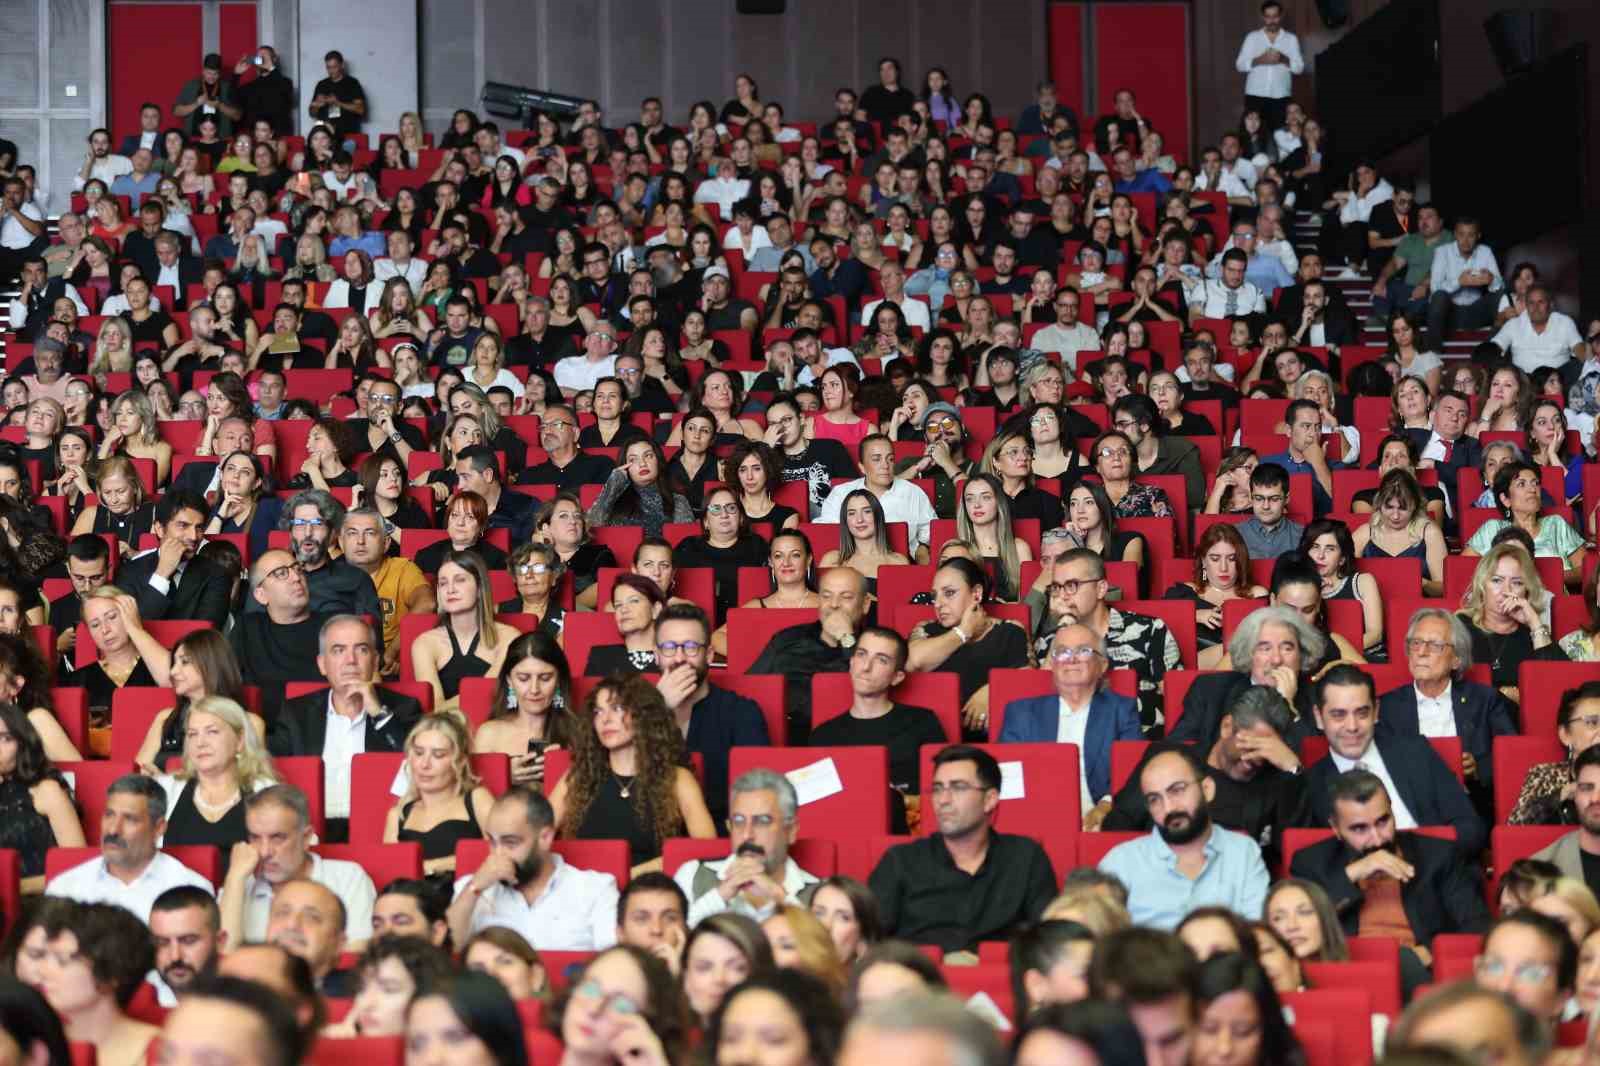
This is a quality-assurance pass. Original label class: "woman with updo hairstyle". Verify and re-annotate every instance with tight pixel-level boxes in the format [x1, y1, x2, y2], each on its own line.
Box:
[551, 672, 715, 873]
[550, 945, 688, 1066]
[536, 490, 615, 611]
[706, 970, 844, 1066]
[907, 556, 1033, 735]
[474, 630, 576, 791]
[498, 541, 565, 636]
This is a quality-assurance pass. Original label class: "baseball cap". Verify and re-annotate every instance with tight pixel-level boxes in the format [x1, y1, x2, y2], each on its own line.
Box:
[702, 265, 730, 282]
[921, 401, 961, 429]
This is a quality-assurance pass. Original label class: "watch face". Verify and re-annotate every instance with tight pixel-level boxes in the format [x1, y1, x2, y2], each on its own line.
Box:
[839, 633, 856, 649]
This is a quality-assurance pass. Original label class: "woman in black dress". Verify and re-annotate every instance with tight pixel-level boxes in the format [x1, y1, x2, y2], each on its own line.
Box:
[905, 557, 1033, 739]
[0, 700, 85, 891]
[154, 695, 278, 874]
[1457, 541, 1568, 698]
[63, 588, 169, 718]
[981, 424, 1064, 531]
[415, 491, 508, 576]
[67, 455, 155, 552]
[670, 486, 769, 625]
[666, 410, 718, 513]
[496, 542, 566, 640]
[550, 672, 715, 875]
[723, 440, 800, 533]
[383, 711, 497, 879]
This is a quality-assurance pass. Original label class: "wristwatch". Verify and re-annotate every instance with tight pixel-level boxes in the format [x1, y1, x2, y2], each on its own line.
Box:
[838, 632, 856, 650]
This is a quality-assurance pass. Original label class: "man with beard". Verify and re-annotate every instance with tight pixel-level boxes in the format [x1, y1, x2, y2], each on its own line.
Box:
[869, 745, 1056, 954]
[150, 886, 225, 1005]
[446, 787, 619, 951]
[1104, 686, 1309, 868]
[261, 490, 382, 632]
[1304, 663, 1486, 856]
[218, 785, 375, 953]
[1531, 736, 1600, 898]
[114, 490, 231, 627]
[517, 403, 614, 487]
[673, 769, 820, 924]
[749, 566, 873, 741]
[1098, 746, 1270, 930]
[652, 605, 769, 826]
[1290, 769, 1489, 992]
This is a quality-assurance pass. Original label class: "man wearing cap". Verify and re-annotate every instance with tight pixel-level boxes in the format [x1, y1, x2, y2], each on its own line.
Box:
[174, 54, 243, 137]
[819, 433, 937, 560]
[700, 265, 759, 334]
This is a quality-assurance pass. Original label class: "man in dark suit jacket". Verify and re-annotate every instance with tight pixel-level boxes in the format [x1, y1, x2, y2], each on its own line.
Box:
[1379, 607, 1519, 818]
[1305, 664, 1486, 856]
[1275, 252, 1353, 329]
[117, 104, 166, 160]
[997, 623, 1142, 824]
[1290, 768, 1489, 991]
[266, 613, 424, 844]
[114, 490, 231, 628]
[1170, 606, 1320, 751]
[1402, 390, 1481, 534]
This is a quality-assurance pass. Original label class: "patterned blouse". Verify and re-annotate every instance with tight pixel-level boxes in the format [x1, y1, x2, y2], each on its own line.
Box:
[1508, 760, 1575, 825]
[1028, 607, 1182, 736]
[1113, 483, 1174, 520]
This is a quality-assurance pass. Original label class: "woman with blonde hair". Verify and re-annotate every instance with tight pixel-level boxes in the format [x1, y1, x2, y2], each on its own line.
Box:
[283, 233, 336, 283]
[133, 628, 258, 773]
[550, 672, 715, 875]
[383, 711, 495, 878]
[956, 472, 1033, 602]
[97, 390, 173, 487]
[152, 695, 277, 863]
[465, 332, 524, 397]
[1041, 890, 1132, 938]
[1528, 877, 1600, 946]
[1351, 470, 1447, 597]
[88, 317, 134, 377]
[1457, 540, 1566, 697]
[68, 455, 154, 549]
[398, 111, 428, 159]
[762, 904, 847, 994]
[410, 551, 521, 712]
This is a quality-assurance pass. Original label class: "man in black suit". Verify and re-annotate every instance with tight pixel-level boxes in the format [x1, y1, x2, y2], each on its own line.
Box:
[117, 103, 166, 159]
[1275, 253, 1353, 329]
[1404, 390, 1480, 534]
[114, 490, 231, 628]
[1380, 607, 1518, 819]
[149, 231, 205, 311]
[50, 534, 112, 669]
[266, 614, 423, 844]
[170, 417, 257, 504]
[1286, 279, 1359, 352]
[1169, 605, 1319, 750]
[1305, 664, 1486, 856]
[1289, 768, 1489, 993]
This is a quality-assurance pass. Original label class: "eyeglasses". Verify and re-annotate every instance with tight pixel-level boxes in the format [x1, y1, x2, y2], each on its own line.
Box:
[1048, 579, 1099, 597]
[264, 563, 304, 583]
[925, 416, 959, 431]
[516, 563, 551, 576]
[573, 980, 639, 1015]
[1568, 715, 1600, 731]
[656, 640, 707, 656]
[1405, 638, 1449, 655]
[543, 420, 577, 432]
[727, 814, 779, 830]
[1049, 645, 1102, 663]
[289, 517, 326, 528]
[1249, 494, 1285, 505]
[617, 368, 642, 377]
[930, 780, 989, 796]
[369, 394, 398, 405]
[1111, 419, 1138, 431]
[1475, 958, 1552, 986]
[1097, 447, 1130, 460]
[705, 503, 739, 516]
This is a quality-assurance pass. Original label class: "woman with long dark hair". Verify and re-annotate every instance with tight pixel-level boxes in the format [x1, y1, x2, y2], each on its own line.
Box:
[132, 628, 256, 773]
[1191, 953, 1306, 1066]
[474, 630, 576, 792]
[406, 971, 529, 1066]
[587, 438, 694, 537]
[0, 702, 84, 890]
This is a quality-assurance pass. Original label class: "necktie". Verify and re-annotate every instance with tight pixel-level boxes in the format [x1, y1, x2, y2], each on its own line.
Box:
[1441, 439, 1453, 462]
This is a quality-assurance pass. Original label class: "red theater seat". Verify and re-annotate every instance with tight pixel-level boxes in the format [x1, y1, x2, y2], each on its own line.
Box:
[730, 747, 891, 837]
[455, 838, 630, 886]
[315, 843, 424, 887]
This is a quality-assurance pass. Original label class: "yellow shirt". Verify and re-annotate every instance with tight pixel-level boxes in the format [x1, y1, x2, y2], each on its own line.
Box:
[371, 556, 430, 650]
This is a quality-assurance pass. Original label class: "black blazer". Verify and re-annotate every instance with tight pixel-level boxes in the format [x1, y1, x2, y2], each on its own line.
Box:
[114, 550, 231, 628]
[1378, 679, 1519, 789]
[1288, 830, 1490, 947]
[1404, 430, 1482, 497]
[1169, 671, 1317, 748]
[1304, 734, 1487, 856]
[266, 685, 425, 758]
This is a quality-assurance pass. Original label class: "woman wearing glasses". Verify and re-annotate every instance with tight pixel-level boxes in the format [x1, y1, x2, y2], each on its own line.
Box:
[1507, 680, 1600, 824]
[1464, 460, 1587, 589]
[981, 424, 1064, 530]
[670, 486, 769, 625]
[497, 542, 566, 639]
[1091, 430, 1174, 519]
[551, 946, 689, 1066]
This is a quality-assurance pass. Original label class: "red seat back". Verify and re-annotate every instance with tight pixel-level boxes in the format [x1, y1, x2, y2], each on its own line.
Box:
[455, 838, 630, 886]
[725, 608, 824, 674]
[729, 747, 891, 836]
[314, 843, 424, 888]
[918, 742, 1077, 876]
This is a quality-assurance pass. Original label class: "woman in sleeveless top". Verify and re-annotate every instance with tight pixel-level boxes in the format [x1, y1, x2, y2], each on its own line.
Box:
[69, 456, 155, 552]
[818, 489, 910, 599]
[712, 528, 821, 660]
[411, 552, 521, 713]
[551, 673, 715, 875]
[154, 696, 277, 878]
[63, 590, 170, 716]
[0, 701, 84, 891]
[383, 712, 495, 878]
[472, 631, 580, 792]
[1301, 518, 1387, 662]
[1350, 470, 1447, 599]
[135, 629, 261, 774]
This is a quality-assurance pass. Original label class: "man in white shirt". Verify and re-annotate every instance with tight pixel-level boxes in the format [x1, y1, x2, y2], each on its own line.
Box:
[373, 229, 429, 296]
[674, 770, 821, 925]
[1031, 286, 1101, 369]
[1254, 205, 1301, 277]
[73, 127, 132, 192]
[692, 158, 750, 219]
[0, 177, 48, 281]
[860, 261, 930, 331]
[218, 784, 376, 950]
[1217, 134, 1260, 190]
[553, 323, 621, 395]
[447, 789, 619, 951]
[1189, 249, 1266, 324]
[1194, 148, 1253, 205]
[819, 433, 937, 559]
[474, 121, 526, 173]
[1235, 0, 1304, 130]
[46, 775, 214, 921]
[1428, 217, 1503, 343]
[1491, 286, 1587, 377]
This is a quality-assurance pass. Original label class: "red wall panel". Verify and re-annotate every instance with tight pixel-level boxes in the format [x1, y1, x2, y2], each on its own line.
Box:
[219, 3, 260, 76]
[1092, 3, 1192, 163]
[1048, 2, 1088, 127]
[109, 2, 204, 145]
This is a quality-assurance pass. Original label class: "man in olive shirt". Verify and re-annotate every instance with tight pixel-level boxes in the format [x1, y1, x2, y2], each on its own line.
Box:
[1369, 202, 1448, 326]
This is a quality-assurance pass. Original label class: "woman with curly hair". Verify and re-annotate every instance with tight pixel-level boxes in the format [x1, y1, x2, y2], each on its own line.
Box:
[0, 631, 79, 762]
[324, 935, 455, 1038]
[36, 901, 160, 1066]
[383, 711, 496, 878]
[0, 700, 84, 890]
[288, 417, 358, 492]
[550, 946, 690, 1066]
[551, 672, 715, 874]
[723, 440, 799, 531]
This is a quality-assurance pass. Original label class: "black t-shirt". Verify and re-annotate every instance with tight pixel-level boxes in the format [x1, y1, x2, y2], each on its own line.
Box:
[311, 76, 367, 135]
[501, 226, 550, 260]
[671, 533, 770, 623]
[808, 703, 948, 833]
[780, 440, 856, 517]
[920, 620, 1032, 711]
[127, 310, 175, 346]
[858, 85, 916, 124]
[706, 300, 756, 333]
[518, 452, 615, 488]
[345, 418, 428, 465]
[1582, 850, 1600, 902]
[506, 330, 574, 368]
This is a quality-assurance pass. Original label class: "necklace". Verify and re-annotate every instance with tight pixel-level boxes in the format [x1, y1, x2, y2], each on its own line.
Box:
[194, 785, 241, 816]
[613, 773, 638, 799]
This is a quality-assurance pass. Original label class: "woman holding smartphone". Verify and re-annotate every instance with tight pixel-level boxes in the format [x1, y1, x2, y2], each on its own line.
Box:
[472, 631, 578, 790]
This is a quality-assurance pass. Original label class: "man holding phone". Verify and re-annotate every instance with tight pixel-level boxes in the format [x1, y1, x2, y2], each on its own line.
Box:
[234, 47, 296, 136]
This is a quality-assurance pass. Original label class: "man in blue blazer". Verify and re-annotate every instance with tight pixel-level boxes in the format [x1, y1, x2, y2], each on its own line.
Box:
[1306, 664, 1486, 856]
[1378, 607, 1518, 818]
[998, 623, 1141, 829]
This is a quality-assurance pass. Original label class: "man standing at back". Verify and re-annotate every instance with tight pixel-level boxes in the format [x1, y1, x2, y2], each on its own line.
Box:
[1234, 1, 1303, 131]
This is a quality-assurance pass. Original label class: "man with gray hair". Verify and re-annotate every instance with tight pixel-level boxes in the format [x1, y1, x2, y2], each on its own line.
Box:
[266, 613, 424, 842]
[838, 993, 1006, 1066]
[1104, 685, 1309, 868]
[1170, 604, 1325, 750]
[672, 767, 820, 925]
[1380, 606, 1517, 818]
[46, 774, 214, 920]
[259, 489, 382, 629]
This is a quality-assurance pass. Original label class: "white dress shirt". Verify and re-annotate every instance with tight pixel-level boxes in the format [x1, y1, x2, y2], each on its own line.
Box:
[1430, 243, 1503, 307]
[1236, 28, 1305, 98]
[240, 852, 375, 942]
[47, 852, 213, 921]
[451, 854, 619, 951]
[1491, 311, 1584, 373]
[817, 477, 937, 555]
[74, 154, 133, 191]
[692, 177, 750, 218]
[1339, 179, 1394, 225]
[1032, 322, 1102, 368]
[861, 297, 931, 331]
[1414, 683, 1457, 738]
[1056, 696, 1095, 808]
[676, 854, 821, 926]
[322, 694, 370, 819]
[795, 349, 860, 386]
[1222, 158, 1260, 189]
[1194, 169, 1252, 202]
[1188, 277, 1266, 318]
[0, 202, 44, 249]
[722, 226, 773, 256]
[9, 283, 89, 331]
[1331, 744, 1419, 829]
